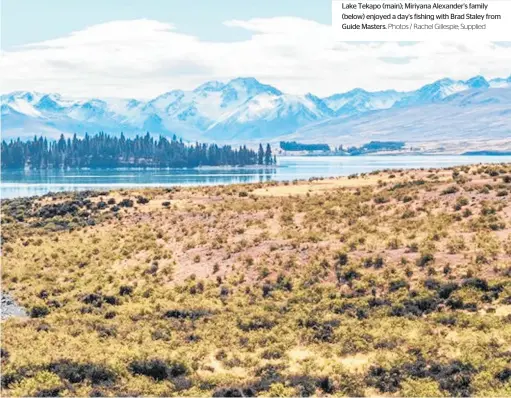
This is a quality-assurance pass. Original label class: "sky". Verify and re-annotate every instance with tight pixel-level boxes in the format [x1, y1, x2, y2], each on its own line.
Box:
[1, 0, 511, 99]
[1, 0, 330, 48]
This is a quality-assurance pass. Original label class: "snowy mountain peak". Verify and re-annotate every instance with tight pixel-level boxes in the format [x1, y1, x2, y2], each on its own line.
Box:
[193, 81, 226, 93]
[145, 90, 185, 113]
[419, 78, 457, 95]
[304, 93, 334, 117]
[2, 91, 43, 103]
[35, 94, 64, 112]
[126, 99, 143, 109]
[465, 75, 489, 89]
[324, 87, 404, 115]
[224, 77, 282, 96]
[394, 77, 467, 107]
[5, 91, 34, 102]
[152, 89, 185, 101]
[345, 88, 369, 96]
[489, 75, 511, 88]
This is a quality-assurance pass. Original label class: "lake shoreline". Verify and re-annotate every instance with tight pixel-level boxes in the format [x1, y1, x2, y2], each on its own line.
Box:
[2, 164, 281, 172]
[2, 155, 511, 200]
[4, 152, 511, 173]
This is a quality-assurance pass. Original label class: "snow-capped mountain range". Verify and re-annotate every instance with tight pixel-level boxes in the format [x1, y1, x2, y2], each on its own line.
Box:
[286, 87, 511, 152]
[2, 75, 511, 152]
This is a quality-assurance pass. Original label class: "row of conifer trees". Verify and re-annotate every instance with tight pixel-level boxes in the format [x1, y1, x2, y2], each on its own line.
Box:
[1, 132, 276, 169]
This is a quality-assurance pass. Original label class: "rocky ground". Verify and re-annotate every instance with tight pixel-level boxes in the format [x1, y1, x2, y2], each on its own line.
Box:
[1, 292, 27, 320]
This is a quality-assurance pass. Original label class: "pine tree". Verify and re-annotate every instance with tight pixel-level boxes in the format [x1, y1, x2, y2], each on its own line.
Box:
[264, 144, 272, 166]
[258, 144, 264, 165]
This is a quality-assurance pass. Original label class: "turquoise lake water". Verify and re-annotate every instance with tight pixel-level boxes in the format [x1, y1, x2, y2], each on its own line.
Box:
[2, 155, 510, 199]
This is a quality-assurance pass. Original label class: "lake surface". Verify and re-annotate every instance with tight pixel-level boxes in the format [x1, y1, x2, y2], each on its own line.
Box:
[2, 155, 511, 199]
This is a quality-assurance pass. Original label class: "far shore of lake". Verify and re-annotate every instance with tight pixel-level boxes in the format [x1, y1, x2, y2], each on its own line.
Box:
[2, 155, 510, 200]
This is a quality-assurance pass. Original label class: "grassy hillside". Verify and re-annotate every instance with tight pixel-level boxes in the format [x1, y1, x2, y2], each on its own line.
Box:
[1, 164, 511, 397]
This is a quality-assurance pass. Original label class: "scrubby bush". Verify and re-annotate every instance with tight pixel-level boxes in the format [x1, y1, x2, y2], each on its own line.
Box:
[416, 253, 434, 267]
[367, 359, 475, 396]
[129, 359, 188, 381]
[49, 360, 116, 385]
[366, 366, 402, 393]
[462, 278, 488, 292]
[237, 314, 276, 331]
[298, 317, 340, 343]
[390, 294, 440, 317]
[438, 282, 459, 299]
[374, 195, 390, 204]
[119, 285, 133, 296]
[164, 309, 210, 320]
[118, 199, 134, 208]
[212, 387, 255, 397]
[337, 252, 348, 266]
[30, 305, 50, 318]
[389, 279, 409, 292]
[136, 196, 150, 204]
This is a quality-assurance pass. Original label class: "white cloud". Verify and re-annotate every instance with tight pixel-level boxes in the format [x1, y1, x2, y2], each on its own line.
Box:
[1, 18, 510, 99]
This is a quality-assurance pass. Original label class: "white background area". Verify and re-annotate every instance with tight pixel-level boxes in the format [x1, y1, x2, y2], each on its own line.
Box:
[332, 0, 511, 40]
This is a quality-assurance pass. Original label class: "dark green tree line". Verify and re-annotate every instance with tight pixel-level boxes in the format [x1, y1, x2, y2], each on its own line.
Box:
[1, 132, 275, 169]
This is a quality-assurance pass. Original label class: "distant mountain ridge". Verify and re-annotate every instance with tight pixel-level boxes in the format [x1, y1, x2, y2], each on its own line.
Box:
[2, 75, 511, 152]
[286, 87, 511, 153]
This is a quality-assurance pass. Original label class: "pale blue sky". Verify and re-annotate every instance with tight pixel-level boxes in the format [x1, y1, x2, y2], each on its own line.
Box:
[1, 0, 330, 49]
[2, 0, 509, 98]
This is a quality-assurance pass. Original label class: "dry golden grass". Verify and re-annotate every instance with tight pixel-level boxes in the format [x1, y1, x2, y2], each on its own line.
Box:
[1, 163, 511, 397]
